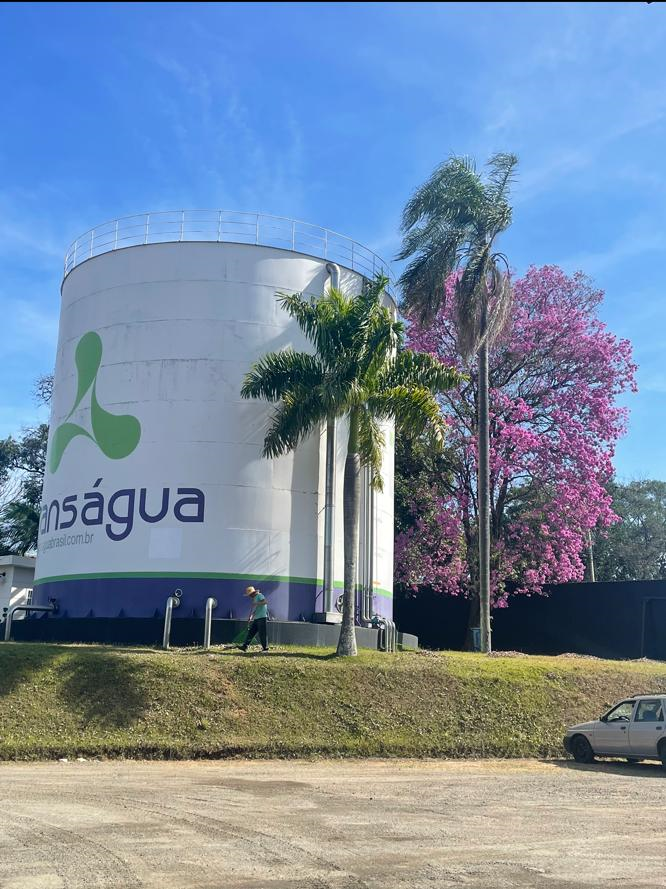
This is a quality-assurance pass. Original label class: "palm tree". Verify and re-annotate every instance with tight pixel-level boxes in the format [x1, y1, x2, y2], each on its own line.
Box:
[397, 153, 518, 653]
[241, 276, 459, 656]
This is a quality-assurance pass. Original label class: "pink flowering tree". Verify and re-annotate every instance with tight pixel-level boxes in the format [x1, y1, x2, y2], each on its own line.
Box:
[395, 265, 637, 619]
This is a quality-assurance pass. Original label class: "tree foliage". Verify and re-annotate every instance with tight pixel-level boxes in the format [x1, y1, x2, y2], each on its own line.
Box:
[395, 265, 637, 603]
[397, 152, 518, 651]
[397, 153, 517, 331]
[0, 424, 48, 555]
[594, 480, 666, 582]
[0, 373, 52, 555]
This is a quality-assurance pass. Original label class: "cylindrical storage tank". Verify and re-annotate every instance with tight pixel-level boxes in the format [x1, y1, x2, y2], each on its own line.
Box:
[33, 212, 395, 624]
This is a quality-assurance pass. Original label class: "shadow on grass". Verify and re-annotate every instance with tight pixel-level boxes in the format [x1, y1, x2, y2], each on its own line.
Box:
[0, 643, 60, 698]
[0, 643, 149, 730]
[56, 649, 150, 730]
[551, 758, 665, 778]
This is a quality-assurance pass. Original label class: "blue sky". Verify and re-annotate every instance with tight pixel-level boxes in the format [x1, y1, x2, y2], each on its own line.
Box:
[1, 1, 665, 480]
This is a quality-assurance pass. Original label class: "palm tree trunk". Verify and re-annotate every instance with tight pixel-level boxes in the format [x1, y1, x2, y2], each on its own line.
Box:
[478, 297, 492, 654]
[587, 530, 596, 582]
[337, 409, 360, 657]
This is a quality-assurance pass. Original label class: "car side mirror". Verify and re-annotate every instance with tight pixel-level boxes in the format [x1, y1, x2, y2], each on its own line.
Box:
[600, 714, 607, 723]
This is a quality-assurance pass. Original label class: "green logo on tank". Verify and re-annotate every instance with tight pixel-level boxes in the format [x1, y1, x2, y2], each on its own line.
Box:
[49, 331, 141, 473]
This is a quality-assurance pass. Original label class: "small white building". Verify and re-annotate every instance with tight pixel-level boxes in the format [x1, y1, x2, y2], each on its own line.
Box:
[0, 555, 36, 620]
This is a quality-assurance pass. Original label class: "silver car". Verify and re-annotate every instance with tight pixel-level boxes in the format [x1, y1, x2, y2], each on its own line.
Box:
[564, 695, 666, 767]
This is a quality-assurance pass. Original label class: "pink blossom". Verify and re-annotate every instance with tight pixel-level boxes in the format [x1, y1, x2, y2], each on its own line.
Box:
[395, 266, 637, 602]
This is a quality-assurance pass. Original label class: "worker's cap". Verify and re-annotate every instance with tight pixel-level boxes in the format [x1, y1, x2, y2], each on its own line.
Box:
[244, 586, 260, 596]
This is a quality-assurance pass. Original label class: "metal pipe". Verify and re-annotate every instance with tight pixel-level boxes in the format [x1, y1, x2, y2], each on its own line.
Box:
[162, 589, 182, 650]
[203, 597, 218, 649]
[368, 482, 375, 623]
[323, 416, 336, 614]
[360, 466, 374, 626]
[387, 619, 395, 653]
[377, 617, 397, 653]
[4, 603, 57, 642]
[326, 262, 339, 290]
[322, 262, 341, 616]
[361, 468, 370, 624]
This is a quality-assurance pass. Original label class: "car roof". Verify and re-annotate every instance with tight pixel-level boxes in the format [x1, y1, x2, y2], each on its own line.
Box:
[629, 694, 666, 700]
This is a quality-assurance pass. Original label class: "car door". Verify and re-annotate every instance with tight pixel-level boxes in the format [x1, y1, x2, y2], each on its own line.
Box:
[594, 700, 635, 755]
[629, 699, 666, 758]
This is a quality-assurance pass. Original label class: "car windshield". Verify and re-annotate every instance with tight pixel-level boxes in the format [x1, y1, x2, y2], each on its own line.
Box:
[604, 701, 634, 722]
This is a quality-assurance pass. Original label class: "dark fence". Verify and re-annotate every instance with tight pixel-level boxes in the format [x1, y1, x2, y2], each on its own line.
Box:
[395, 581, 666, 660]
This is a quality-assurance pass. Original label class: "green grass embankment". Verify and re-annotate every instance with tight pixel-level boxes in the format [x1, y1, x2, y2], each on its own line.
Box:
[1, 643, 665, 760]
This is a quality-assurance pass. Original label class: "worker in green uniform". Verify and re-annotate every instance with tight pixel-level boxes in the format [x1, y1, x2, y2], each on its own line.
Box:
[240, 585, 269, 652]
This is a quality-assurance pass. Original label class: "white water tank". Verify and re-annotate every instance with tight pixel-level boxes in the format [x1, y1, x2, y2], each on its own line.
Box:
[33, 211, 395, 622]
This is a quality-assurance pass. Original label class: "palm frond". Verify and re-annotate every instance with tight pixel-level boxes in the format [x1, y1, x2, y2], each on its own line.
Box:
[276, 292, 320, 342]
[367, 386, 446, 445]
[484, 152, 519, 207]
[378, 350, 461, 393]
[484, 265, 513, 347]
[358, 313, 403, 381]
[277, 288, 361, 371]
[399, 153, 518, 325]
[261, 388, 329, 459]
[358, 409, 385, 491]
[398, 244, 456, 321]
[400, 155, 483, 231]
[241, 350, 324, 402]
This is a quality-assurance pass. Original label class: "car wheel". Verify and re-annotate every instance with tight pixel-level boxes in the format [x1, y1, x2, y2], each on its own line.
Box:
[659, 740, 666, 771]
[571, 734, 595, 764]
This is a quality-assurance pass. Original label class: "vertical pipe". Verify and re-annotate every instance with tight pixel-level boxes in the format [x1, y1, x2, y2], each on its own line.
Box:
[322, 263, 340, 616]
[323, 416, 336, 613]
[361, 467, 368, 623]
[203, 597, 218, 649]
[367, 477, 375, 624]
[162, 593, 181, 650]
[358, 465, 374, 626]
[359, 466, 367, 623]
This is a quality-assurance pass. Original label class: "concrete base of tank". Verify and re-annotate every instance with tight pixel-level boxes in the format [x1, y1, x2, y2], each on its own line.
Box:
[10, 617, 418, 650]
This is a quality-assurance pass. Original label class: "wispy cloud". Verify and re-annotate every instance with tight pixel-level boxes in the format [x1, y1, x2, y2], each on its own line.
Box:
[0, 209, 63, 264]
[130, 43, 308, 217]
[558, 219, 666, 277]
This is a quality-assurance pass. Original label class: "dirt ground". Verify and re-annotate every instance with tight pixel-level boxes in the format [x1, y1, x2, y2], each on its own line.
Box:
[0, 758, 664, 888]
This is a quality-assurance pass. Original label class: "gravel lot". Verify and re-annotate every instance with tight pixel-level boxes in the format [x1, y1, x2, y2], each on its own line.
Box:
[1, 758, 664, 888]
